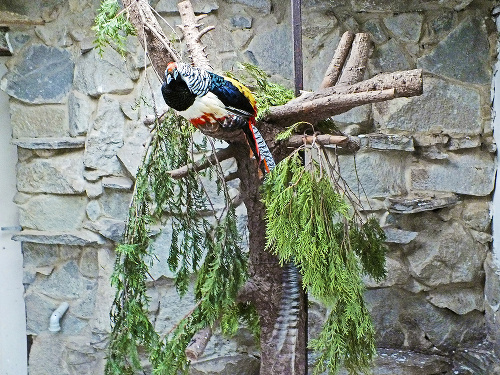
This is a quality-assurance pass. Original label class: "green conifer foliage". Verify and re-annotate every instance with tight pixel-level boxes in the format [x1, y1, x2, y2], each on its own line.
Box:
[262, 146, 387, 374]
[105, 113, 251, 375]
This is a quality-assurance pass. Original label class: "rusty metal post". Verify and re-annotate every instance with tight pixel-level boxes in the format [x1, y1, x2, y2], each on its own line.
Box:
[292, 0, 303, 96]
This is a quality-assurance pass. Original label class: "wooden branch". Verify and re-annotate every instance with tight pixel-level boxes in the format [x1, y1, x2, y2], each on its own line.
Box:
[319, 31, 355, 89]
[265, 88, 395, 125]
[185, 325, 213, 360]
[299, 69, 423, 103]
[122, 0, 176, 77]
[286, 134, 359, 151]
[177, 1, 213, 70]
[168, 145, 236, 179]
[336, 33, 372, 86]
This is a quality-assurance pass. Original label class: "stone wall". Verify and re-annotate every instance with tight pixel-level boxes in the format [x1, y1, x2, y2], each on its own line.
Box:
[1, 0, 500, 374]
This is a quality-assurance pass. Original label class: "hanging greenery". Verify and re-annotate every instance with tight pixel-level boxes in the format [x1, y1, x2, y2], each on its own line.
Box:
[261, 136, 387, 374]
[105, 112, 253, 375]
[93, 0, 136, 57]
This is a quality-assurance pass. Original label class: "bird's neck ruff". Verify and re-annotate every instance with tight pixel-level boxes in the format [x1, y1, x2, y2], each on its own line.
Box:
[176, 63, 212, 97]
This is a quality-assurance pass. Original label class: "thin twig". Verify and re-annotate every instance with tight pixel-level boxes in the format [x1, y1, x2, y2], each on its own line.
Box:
[168, 145, 237, 179]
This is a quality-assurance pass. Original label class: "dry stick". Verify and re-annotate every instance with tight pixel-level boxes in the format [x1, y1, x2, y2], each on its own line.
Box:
[168, 145, 236, 179]
[336, 33, 372, 86]
[319, 31, 355, 89]
[185, 325, 214, 360]
[286, 134, 356, 149]
[269, 69, 423, 124]
[177, 1, 213, 70]
[265, 88, 396, 124]
[122, 0, 175, 76]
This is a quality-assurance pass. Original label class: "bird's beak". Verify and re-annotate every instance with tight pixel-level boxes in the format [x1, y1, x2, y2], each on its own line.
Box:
[166, 74, 173, 84]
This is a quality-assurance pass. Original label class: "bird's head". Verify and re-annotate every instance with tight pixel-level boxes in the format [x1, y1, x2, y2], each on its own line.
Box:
[165, 62, 179, 84]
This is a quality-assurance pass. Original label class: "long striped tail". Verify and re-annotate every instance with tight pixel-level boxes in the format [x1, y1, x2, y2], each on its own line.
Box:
[241, 123, 276, 174]
[248, 127, 302, 372]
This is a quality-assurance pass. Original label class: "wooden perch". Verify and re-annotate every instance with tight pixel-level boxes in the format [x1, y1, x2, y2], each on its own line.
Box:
[286, 134, 359, 152]
[122, 0, 177, 76]
[319, 31, 355, 89]
[265, 88, 396, 125]
[177, 1, 213, 70]
[168, 145, 236, 179]
[336, 33, 372, 86]
[185, 325, 214, 360]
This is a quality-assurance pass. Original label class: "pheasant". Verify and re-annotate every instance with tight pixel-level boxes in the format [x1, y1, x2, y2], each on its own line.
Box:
[161, 62, 275, 173]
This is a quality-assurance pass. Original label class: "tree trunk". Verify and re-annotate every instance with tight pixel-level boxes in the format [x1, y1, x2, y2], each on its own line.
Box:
[119, 1, 423, 374]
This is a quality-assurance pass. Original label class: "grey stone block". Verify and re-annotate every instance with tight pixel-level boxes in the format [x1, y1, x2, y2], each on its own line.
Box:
[359, 133, 414, 152]
[12, 137, 86, 150]
[17, 152, 85, 194]
[373, 349, 451, 375]
[19, 195, 87, 231]
[83, 95, 125, 175]
[1, 44, 73, 103]
[22, 243, 59, 268]
[336, 151, 408, 198]
[374, 77, 482, 136]
[69, 91, 95, 136]
[226, 0, 271, 13]
[405, 219, 487, 286]
[427, 287, 484, 315]
[10, 101, 68, 138]
[366, 288, 485, 352]
[363, 19, 388, 44]
[369, 39, 411, 75]
[410, 152, 495, 196]
[386, 193, 459, 214]
[79, 248, 99, 278]
[156, 0, 219, 13]
[101, 176, 133, 191]
[12, 229, 105, 246]
[36, 260, 93, 300]
[73, 49, 134, 97]
[352, 0, 473, 12]
[99, 191, 132, 221]
[383, 227, 418, 244]
[86, 200, 102, 222]
[28, 332, 70, 375]
[246, 24, 292, 79]
[417, 16, 490, 84]
[84, 218, 125, 242]
[230, 15, 252, 29]
[383, 13, 423, 43]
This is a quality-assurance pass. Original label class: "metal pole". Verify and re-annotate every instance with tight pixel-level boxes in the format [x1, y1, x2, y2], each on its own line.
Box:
[292, 0, 303, 96]
[292, 3, 307, 373]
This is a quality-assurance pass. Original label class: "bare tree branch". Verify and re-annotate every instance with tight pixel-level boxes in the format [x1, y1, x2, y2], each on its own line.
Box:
[286, 134, 359, 152]
[185, 325, 214, 360]
[122, 0, 177, 76]
[265, 88, 396, 125]
[319, 31, 355, 89]
[298, 69, 423, 103]
[168, 145, 236, 179]
[336, 33, 372, 86]
[177, 0, 213, 70]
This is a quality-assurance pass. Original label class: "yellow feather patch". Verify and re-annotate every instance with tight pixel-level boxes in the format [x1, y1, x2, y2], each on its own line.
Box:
[224, 76, 257, 109]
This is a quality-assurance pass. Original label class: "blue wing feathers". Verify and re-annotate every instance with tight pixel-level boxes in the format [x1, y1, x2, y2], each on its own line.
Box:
[208, 72, 255, 116]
